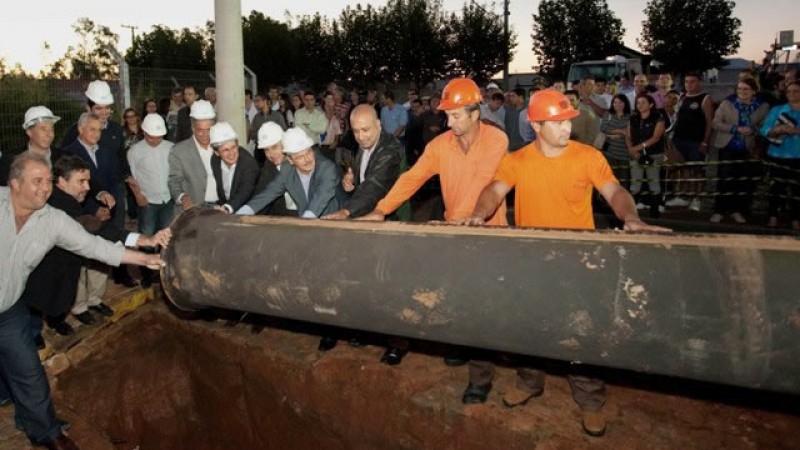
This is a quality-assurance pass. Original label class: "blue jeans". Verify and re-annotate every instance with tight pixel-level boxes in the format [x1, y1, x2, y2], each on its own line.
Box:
[137, 201, 175, 236]
[0, 301, 59, 444]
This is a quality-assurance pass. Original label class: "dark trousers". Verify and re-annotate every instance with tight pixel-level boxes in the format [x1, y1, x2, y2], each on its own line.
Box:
[767, 156, 800, 219]
[0, 301, 59, 444]
[713, 145, 758, 215]
[469, 359, 606, 411]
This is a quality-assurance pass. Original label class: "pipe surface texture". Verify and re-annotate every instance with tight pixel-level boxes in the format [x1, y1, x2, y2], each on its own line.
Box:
[162, 208, 800, 394]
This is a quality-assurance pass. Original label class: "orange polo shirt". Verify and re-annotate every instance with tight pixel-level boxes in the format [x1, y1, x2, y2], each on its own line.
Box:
[376, 123, 508, 225]
[494, 140, 617, 229]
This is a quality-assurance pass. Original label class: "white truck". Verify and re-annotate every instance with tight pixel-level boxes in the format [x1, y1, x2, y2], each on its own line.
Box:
[567, 55, 643, 86]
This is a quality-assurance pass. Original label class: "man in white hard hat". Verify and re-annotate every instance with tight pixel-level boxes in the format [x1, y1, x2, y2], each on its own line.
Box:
[251, 122, 297, 216]
[235, 128, 340, 217]
[127, 113, 175, 287]
[59, 80, 136, 287]
[1, 106, 63, 185]
[168, 100, 219, 212]
[208, 122, 260, 214]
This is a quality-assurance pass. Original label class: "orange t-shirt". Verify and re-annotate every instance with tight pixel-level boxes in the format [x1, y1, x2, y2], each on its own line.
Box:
[377, 123, 509, 225]
[494, 141, 617, 229]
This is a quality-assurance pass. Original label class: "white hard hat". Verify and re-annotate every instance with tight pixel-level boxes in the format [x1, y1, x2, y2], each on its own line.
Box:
[281, 128, 314, 155]
[257, 122, 284, 149]
[141, 113, 167, 137]
[210, 122, 237, 146]
[190, 100, 216, 120]
[22, 106, 60, 129]
[486, 82, 500, 90]
[85, 80, 114, 105]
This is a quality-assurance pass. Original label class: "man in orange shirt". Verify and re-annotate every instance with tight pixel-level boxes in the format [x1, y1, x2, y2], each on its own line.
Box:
[358, 77, 509, 365]
[460, 89, 669, 437]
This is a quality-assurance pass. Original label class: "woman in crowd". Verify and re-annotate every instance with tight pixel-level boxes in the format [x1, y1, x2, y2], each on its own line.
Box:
[279, 92, 295, 128]
[140, 98, 158, 119]
[626, 93, 666, 218]
[600, 94, 632, 189]
[710, 77, 769, 224]
[290, 93, 303, 123]
[122, 107, 143, 150]
[761, 79, 800, 230]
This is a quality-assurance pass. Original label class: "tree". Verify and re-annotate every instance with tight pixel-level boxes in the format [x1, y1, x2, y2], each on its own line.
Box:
[45, 18, 120, 79]
[448, 3, 516, 83]
[125, 25, 212, 70]
[382, 0, 450, 89]
[241, 11, 297, 86]
[531, 0, 624, 80]
[639, 0, 741, 74]
[290, 13, 342, 87]
[336, 4, 392, 86]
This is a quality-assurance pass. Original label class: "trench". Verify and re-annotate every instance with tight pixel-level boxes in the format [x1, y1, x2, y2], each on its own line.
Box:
[54, 304, 526, 450]
[49, 301, 800, 450]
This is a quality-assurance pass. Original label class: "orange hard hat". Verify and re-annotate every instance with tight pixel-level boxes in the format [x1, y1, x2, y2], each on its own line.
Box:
[527, 89, 580, 122]
[438, 78, 482, 110]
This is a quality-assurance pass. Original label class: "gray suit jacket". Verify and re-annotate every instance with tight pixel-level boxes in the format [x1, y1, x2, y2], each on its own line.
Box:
[168, 137, 211, 208]
[244, 151, 340, 217]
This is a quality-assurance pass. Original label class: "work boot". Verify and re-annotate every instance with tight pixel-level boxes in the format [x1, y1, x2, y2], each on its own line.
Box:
[43, 431, 80, 450]
[582, 410, 607, 437]
[49, 320, 75, 336]
[502, 385, 542, 408]
[461, 382, 491, 404]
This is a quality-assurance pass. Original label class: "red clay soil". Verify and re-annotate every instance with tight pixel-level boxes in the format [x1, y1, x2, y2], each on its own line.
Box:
[20, 300, 795, 450]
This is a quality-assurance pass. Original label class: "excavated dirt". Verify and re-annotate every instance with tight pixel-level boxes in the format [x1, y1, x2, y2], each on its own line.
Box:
[10, 298, 791, 450]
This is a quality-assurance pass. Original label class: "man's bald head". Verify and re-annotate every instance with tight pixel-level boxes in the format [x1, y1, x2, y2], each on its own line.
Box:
[350, 104, 381, 150]
[351, 104, 378, 123]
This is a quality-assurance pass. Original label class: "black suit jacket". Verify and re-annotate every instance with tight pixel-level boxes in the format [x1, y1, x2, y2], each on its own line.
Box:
[254, 161, 294, 216]
[211, 148, 260, 212]
[174, 106, 193, 143]
[22, 187, 129, 316]
[346, 131, 404, 217]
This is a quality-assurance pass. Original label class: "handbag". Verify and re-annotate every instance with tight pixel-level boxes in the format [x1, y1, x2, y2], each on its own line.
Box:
[663, 136, 684, 164]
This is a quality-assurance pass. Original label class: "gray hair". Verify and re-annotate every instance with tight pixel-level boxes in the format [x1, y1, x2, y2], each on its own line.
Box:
[9, 151, 50, 183]
[78, 112, 102, 127]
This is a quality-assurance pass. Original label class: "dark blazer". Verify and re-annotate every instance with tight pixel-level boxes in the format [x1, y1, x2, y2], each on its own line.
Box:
[346, 131, 404, 217]
[22, 187, 129, 316]
[61, 138, 122, 200]
[174, 106, 193, 143]
[244, 151, 340, 217]
[60, 120, 130, 178]
[211, 148, 260, 212]
[253, 161, 294, 216]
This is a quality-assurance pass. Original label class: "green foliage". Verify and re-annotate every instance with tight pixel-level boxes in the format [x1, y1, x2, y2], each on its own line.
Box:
[241, 12, 297, 86]
[639, 0, 741, 74]
[531, 0, 625, 79]
[449, 2, 516, 84]
[125, 25, 212, 70]
[44, 18, 120, 79]
[336, 4, 393, 86]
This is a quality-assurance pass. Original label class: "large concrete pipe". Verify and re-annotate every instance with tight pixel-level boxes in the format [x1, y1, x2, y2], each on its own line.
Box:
[162, 208, 800, 394]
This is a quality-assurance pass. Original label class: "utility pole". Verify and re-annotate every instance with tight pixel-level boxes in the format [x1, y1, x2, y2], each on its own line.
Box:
[121, 24, 138, 45]
[503, 0, 510, 87]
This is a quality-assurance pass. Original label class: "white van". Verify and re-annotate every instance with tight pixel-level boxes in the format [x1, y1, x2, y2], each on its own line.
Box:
[567, 55, 643, 87]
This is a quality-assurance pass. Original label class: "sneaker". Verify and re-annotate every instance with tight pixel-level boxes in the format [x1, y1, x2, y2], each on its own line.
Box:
[74, 311, 96, 326]
[635, 202, 646, 210]
[730, 212, 746, 224]
[665, 197, 689, 207]
[582, 410, 607, 437]
[689, 198, 702, 212]
[709, 213, 723, 223]
[89, 302, 114, 317]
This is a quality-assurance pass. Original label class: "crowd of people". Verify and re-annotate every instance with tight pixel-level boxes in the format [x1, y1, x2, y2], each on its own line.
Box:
[0, 66, 799, 448]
